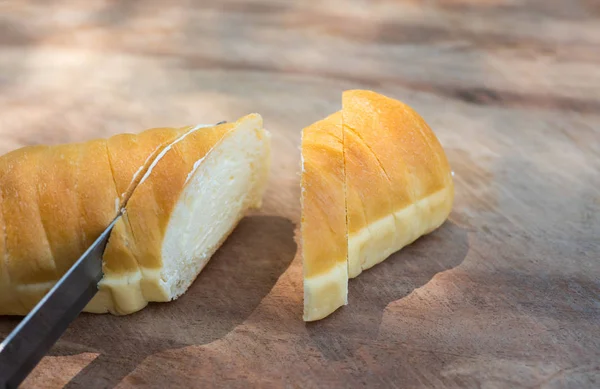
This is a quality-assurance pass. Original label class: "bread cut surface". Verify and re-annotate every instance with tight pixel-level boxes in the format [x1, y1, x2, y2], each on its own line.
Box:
[301, 90, 454, 321]
[0, 114, 271, 315]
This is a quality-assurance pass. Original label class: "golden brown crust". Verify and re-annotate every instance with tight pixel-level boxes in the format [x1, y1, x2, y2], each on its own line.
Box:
[342, 90, 454, 277]
[78, 139, 123, 249]
[107, 127, 182, 206]
[0, 141, 118, 313]
[301, 112, 348, 321]
[343, 90, 447, 223]
[301, 112, 346, 277]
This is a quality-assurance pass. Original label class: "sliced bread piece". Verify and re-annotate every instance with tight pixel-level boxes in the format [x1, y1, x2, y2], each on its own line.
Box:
[301, 112, 348, 322]
[301, 90, 454, 321]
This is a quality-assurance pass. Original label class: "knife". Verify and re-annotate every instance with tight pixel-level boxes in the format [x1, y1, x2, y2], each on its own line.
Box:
[0, 213, 121, 389]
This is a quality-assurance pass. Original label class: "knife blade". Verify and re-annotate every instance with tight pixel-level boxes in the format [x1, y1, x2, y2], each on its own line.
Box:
[0, 214, 121, 389]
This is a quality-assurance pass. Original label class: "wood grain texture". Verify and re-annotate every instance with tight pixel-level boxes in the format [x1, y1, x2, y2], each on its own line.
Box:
[0, 0, 599, 387]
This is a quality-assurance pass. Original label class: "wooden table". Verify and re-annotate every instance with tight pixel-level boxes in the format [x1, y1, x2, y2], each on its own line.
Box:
[1, 1, 599, 387]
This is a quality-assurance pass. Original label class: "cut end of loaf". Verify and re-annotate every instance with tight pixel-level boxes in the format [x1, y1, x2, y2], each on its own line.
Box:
[160, 115, 271, 300]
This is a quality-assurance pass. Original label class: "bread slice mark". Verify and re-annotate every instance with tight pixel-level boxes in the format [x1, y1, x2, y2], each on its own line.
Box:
[34, 160, 58, 278]
[102, 141, 144, 271]
[129, 147, 160, 190]
[105, 142, 125, 210]
[184, 154, 207, 185]
[343, 126, 397, 277]
[97, 141, 122, 220]
[369, 107, 425, 255]
[344, 124, 394, 187]
[33, 148, 60, 279]
[106, 125, 205, 211]
[73, 144, 87, 257]
[344, 122, 400, 230]
[346, 169, 414, 275]
[88, 141, 122, 217]
[136, 124, 213, 190]
[118, 141, 165, 205]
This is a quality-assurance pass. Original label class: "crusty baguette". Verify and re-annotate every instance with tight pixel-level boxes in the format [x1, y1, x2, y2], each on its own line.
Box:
[301, 111, 348, 322]
[0, 114, 271, 315]
[301, 90, 453, 321]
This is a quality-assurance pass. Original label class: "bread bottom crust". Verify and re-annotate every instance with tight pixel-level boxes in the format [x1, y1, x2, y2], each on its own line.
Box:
[348, 186, 453, 278]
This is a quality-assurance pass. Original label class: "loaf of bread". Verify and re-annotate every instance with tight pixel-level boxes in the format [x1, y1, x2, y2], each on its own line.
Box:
[0, 114, 271, 315]
[301, 90, 454, 321]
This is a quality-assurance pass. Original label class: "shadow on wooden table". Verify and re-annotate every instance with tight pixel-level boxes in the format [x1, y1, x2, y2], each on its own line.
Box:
[45, 215, 296, 389]
[306, 220, 469, 360]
